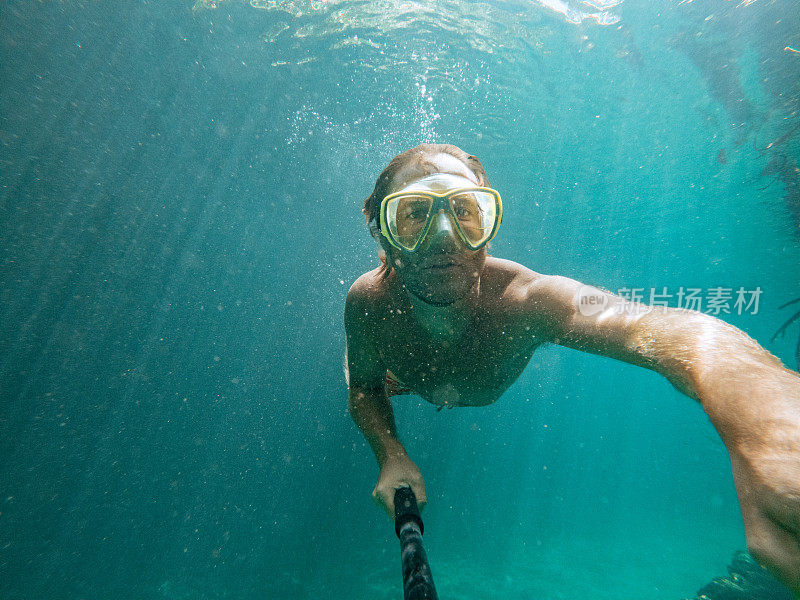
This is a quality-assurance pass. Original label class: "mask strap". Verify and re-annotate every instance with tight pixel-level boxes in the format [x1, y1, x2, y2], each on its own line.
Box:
[368, 217, 387, 262]
[368, 217, 379, 237]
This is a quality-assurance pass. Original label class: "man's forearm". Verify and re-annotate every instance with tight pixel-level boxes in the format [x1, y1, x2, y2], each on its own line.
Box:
[636, 308, 799, 443]
[689, 326, 800, 448]
[348, 386, 408, 467]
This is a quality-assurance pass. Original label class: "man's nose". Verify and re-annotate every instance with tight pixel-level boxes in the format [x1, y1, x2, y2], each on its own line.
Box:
[421, 210, 460, 250]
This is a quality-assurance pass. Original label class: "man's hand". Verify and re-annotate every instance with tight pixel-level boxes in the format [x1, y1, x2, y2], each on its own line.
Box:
[728, 418, 800, 597]
[373, 454, 427, 519]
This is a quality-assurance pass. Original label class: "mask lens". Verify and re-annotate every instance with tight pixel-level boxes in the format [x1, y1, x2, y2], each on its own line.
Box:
[386, 194, 434, 251]
[449, 191, 497, 248]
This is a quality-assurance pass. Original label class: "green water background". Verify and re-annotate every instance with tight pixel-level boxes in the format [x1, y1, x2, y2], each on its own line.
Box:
[1, 1, 799, 598]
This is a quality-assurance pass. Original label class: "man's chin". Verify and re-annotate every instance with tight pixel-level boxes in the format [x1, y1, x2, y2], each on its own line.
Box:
[407, 285, 463, 306]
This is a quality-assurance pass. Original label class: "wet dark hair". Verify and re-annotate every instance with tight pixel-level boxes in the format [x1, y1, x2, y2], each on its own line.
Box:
[363, 143, 490, 276]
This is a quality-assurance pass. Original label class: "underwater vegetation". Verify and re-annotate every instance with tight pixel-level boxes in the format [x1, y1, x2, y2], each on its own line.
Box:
[771, 296, 800, 370]
[755, 122, 800, 234]
[666, 8, 799, 375]
[685, 551, 794, 600]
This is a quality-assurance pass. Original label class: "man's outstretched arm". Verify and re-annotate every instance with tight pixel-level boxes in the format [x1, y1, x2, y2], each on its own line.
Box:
[525, 275, 800, 597]
[345, 278, 427, 517]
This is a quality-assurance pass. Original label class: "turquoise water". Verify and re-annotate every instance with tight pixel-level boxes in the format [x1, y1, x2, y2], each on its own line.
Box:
[1, 1, 798, 599]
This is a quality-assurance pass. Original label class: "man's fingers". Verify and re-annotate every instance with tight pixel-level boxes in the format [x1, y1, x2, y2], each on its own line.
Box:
[373, 485, 397, 518]
[372, 487, 392, 514]
[747, 539, 800, 595]
[743, 507, 800, 594]
[414, 486, 427, 511]
[374, 483, 428, 519]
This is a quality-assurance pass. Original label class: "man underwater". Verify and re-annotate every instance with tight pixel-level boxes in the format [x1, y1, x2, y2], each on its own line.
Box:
[344, 143, 800, 595]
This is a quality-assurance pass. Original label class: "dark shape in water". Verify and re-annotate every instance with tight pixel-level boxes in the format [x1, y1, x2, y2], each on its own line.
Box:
[757, 153, 786, 191]
[771, 296, 800, 371]
[685, 551, 794, 600]
[754, 119, 800, 153]
[757, 151, 800, 235]
[666, 32, 754, 144]
[717, 148, 727, 164]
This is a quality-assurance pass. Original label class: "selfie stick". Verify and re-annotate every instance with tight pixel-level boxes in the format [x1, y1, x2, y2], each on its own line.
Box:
[394, 486, 439, 600]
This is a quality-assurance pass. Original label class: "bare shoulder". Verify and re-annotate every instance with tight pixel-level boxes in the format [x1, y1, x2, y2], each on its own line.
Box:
[521, 272, 594, 327]
[523, 272, 586, 306]
[344, 268, 388, 387]
[346, 268, 388, 305]
[481, 260, 590, 329]
[344, 267, 390, 332]
[481, 257, 544, 304]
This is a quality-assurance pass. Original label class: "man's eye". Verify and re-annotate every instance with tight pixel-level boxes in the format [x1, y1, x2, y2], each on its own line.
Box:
[453, 203, 478, 219]
[402, 204, 428, 219]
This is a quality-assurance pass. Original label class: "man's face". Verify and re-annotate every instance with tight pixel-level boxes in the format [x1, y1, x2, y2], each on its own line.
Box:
[383, 154, 487, 306]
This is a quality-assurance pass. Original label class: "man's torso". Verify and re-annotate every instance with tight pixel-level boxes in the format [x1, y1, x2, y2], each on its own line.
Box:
[361, 257, 547, 408]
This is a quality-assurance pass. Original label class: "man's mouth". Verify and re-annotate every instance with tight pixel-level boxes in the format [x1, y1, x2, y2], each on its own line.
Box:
[424, 261, 459, 271]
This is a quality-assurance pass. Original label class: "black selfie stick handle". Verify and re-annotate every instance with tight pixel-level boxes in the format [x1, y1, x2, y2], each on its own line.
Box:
[394, 486, 439, 600]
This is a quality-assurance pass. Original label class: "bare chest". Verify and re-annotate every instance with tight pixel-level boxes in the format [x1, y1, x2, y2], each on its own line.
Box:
[375, 313, 539, 408]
